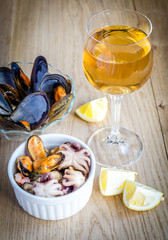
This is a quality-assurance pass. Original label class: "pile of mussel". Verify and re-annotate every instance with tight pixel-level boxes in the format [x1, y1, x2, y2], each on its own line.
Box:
[0, 56, 74, 132]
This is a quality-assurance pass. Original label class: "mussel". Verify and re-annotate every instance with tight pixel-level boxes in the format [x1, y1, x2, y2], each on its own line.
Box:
[46, 93, 73, 124]
[0, 116, 30, 131]
[0, 84, 22, 107]
[16, 155, 33, 177]
[10, 92, 50, 130]
[50, 146, 59, 155]
[30, 56, 48, 92]
[0, 67, 17, 89]
[39, 74, 71, 106]
[18, 121, 31, 131]
[54, 86, 67, 102]
[11, 62, 31, 97]
[27, 135, 48, 161]
[33, 154, 62, 174]
[0, 88, 12, 115]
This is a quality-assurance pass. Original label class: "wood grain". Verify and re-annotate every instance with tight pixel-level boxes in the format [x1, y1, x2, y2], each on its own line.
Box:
[0, 0, 168, 239]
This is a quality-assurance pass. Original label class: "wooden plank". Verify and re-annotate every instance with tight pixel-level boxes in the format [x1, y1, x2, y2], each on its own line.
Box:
[133, 0, 168, 156]
[0, 0, 13, 65]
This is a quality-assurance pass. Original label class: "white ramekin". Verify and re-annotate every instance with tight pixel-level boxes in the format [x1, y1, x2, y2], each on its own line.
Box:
[8, 134, 96, 220]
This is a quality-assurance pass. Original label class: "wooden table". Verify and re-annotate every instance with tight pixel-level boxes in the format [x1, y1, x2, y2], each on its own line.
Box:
[0, 0, 168, 239]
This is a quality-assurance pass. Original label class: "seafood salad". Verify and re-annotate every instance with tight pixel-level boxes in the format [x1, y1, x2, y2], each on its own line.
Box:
[14, 135, 91, 197]
[0, 56, 74, 132]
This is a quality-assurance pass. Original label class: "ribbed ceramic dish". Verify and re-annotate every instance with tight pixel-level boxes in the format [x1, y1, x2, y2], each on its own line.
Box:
[0, 62, 75, 140]
[8, 134, 96, 220]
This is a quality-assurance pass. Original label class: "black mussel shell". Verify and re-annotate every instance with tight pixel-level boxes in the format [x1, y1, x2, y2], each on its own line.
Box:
[42, 93, 73, 125]
[0, 67, 17, 90]
[0, 116, 29, 131]
[0, 107, 11, 116]
[11, 62, 31, 97]
[0, 88, 12, 115]
[19, 161, 31, 177]
[0, 84, 22, 107]
[39, 74, 71, 106]
[30, 56, 48, 92]
[10, 92, 50, 130]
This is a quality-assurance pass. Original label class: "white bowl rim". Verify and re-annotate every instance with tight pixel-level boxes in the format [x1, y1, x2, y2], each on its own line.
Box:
[8, 133, 96, 203]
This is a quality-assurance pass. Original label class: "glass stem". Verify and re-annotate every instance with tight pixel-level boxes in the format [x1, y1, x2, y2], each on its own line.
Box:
[110, 95, 123, 136]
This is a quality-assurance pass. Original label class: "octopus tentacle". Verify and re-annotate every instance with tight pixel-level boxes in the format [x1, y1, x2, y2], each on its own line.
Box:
[83, 162, 90, 173]
[32, 179, 63, 197]
[57, 162, 71, 170]
[73, 163, 87, 175]
[77, 159, 89, 173]
[83, 156, 91, 166]
[62, 179, 75, 187]
[62, 167, 85, 188]
[57, 144, 91, 175]
[79, 149, 90, 156]
[59, 144, 71, 151]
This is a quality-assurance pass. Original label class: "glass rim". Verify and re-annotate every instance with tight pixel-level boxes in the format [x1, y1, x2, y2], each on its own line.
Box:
[86, 8, 153, 47]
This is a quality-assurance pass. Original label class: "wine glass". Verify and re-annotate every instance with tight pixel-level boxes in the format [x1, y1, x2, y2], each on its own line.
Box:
[83, 9, 153, 168]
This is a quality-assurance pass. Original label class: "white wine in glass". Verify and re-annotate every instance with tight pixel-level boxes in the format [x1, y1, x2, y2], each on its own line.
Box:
[83, 9, 153, 168]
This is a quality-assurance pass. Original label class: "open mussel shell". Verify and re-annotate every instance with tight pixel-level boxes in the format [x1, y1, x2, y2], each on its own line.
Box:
[11, 62, 31, 97]
[30, 56, 48, 92]
[43, 93, 74, 125]
[0, 116, 29, 131]
[0, 67, 17, 89]
[0, 88, 12, 115]
[39, 74, 71, 106]
[10, 92, 50, 130]
[0, 84, 22, 107]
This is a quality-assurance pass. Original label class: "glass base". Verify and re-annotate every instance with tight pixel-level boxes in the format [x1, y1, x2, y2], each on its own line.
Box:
[88, 127, 143, 168]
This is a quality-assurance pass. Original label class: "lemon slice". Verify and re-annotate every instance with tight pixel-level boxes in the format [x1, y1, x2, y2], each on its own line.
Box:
[75, 97, 108, 122]
[123, 180, 164, 211]
[99, 167, 137, 196]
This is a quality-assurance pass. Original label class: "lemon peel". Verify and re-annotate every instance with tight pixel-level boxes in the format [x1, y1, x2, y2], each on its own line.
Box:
[123, 180, 164, 211]
[99, 167, 137, 196]
[75, 97, 107, 122]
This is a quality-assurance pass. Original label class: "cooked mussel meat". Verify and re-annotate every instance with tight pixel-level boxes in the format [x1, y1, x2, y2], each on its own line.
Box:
[18, 121, 31, 131]
[27, 135, 48, 161]
[17, 155, 33, 177]
[50, 146, 59, 155]
[30, 56, 48, 92]
[54, 85, 67, 102]
[10, 92, 50, 130]
[33, 154, 62, 174]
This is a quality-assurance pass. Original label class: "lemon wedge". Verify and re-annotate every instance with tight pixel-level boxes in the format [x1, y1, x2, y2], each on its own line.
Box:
[75, 97, 108, 122]
[123, 180, 164, 211]
[99, 167, 137, 196]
